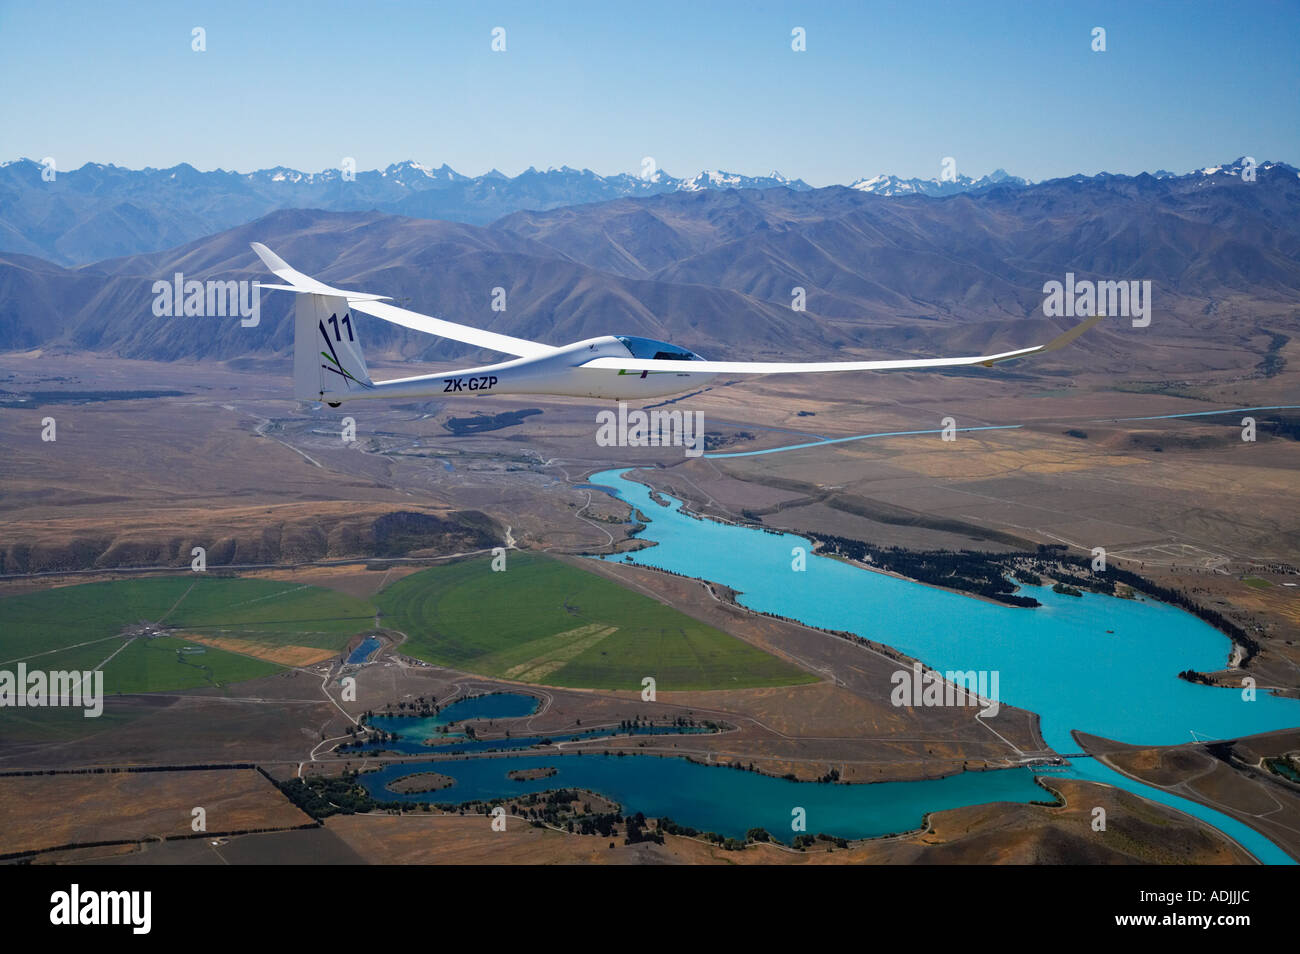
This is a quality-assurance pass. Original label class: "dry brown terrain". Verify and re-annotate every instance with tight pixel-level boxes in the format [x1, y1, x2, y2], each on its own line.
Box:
[0, 768, 313, 857]
[180, 633, 337, 666]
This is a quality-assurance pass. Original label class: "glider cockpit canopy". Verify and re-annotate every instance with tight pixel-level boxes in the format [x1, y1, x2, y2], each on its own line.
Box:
[615, 335, 704, 362]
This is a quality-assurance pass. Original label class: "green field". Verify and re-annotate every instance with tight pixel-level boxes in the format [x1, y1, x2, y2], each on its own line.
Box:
[0, 559, 813, 694]
[0, 576, 374, 693]
[375, 553, 815, 690]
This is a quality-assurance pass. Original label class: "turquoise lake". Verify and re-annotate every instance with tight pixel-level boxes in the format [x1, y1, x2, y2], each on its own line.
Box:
[582, 467, 1300, 863]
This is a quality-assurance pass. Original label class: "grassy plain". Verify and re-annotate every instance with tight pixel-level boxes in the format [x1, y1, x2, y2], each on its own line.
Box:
[375, 552, 815, 691]
[0, 576, 374, 692]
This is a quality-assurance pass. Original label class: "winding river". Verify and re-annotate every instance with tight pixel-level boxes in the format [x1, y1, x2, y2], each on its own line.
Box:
[585, 467, 1300, 863]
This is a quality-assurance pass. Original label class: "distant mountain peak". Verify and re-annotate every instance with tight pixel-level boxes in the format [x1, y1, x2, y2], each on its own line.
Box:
[676, 169, 811, 193]
[848, 168, 1032, 197]
[1, 155, 1295, 266]
[1193, 156, 1298, 179]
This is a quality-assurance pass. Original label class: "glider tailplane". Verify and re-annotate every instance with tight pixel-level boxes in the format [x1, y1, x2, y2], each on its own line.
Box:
[295, 293, 373, 404]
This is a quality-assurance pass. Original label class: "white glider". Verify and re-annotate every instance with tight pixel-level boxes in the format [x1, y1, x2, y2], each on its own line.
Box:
[251, 242, 1101, 406]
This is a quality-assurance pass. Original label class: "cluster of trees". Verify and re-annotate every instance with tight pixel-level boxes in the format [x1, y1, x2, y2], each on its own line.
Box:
[383, 696, 441, 717]
[624, 812, 663, 844]
[657, 817, 852, 851]
[505, 790, 641, 838]
[616, 715, 710, 732]
[566, 812, 616, 837]
[336, 724, 400, 752]
[278, 773, 378, 819]
[792, 833, 850, 850]
[815, 533, 1041, 608]
[657, 816, 716, 842]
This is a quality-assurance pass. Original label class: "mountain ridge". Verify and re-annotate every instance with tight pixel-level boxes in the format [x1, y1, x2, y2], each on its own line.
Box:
[3, 156, 1293, 265]
[3, 162, 1296, 379]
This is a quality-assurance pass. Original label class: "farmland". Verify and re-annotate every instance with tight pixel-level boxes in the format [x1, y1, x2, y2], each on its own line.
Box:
[375, 552, 816, 691]
[0, 576, 375, 692]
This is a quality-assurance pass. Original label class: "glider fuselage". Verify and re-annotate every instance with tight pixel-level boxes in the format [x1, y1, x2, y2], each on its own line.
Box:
[332, 336, 714, 405]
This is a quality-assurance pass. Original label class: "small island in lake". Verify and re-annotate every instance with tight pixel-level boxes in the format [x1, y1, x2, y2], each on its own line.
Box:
[508, 766, 558, 782]
[386, 771, 455, 794]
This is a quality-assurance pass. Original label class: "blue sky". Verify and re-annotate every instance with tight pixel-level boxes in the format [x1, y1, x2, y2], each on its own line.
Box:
[1, 0, 1295, 185]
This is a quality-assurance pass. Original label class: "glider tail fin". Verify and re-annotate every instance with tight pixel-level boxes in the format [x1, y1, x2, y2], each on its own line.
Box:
[294, 293, 373, 404]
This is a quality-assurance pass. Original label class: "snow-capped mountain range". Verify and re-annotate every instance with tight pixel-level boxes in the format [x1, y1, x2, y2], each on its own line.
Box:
[849, 167, 1030, 195]
[0, 156, 1293, 265]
